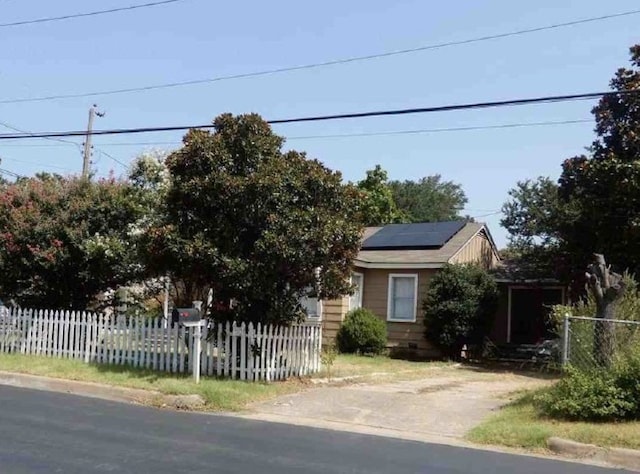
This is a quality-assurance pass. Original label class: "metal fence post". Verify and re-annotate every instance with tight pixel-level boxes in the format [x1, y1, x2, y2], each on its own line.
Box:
[561, 313, 570, 366]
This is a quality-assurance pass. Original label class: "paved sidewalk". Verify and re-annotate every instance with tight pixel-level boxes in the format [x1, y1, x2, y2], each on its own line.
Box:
[248, 370, 551, 438]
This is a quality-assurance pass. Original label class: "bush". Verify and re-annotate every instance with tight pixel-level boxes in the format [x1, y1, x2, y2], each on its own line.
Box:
[537, 349, 640, 421]
[423, 264, 498, 358]
[336, 308, 387, 355]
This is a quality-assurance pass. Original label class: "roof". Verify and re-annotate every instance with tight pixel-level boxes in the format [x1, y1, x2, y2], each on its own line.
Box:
[356, 221, 490, 268]
[362, 221, 466, 250]
[491, 259, 563, 284]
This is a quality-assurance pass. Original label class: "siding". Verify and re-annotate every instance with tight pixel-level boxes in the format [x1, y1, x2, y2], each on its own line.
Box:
[361, 268, 439, 356]
[449, 229, 499, 269]
[321, 296, 348, 345]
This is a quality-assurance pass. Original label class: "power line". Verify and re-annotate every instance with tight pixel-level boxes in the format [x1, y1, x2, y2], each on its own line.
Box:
[0, 8, 638, 104]
[470, 210, 503, 219]
[0, 118, 594, 147]
[0, 90, 632, 140]
[0, 167, 25, 179]
[97, 149, 129, 169]
[0, 157, 74, 172]
[0, 0, 185, 29]
[285, 119, 593, 140]
[0, 120, 82, 150]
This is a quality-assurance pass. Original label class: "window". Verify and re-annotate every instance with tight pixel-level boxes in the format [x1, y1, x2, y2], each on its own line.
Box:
[387, 274, 418, 322]
[349, 273, 364, 310]
[300, 291, 320, 319]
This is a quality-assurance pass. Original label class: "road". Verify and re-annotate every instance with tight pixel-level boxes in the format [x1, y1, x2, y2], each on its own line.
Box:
[0, 385, 628, 474]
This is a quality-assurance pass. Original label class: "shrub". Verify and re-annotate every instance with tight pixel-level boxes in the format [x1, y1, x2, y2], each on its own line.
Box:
[536, 366, 635, 421]
[336, 308, 387, 355]
[537, 348, 640, 421]
[423, 264, 498, 358]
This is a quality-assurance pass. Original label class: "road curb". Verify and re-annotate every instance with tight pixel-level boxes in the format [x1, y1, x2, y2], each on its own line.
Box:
[0, 371, 204, 411]
[548, 437, 640, 471]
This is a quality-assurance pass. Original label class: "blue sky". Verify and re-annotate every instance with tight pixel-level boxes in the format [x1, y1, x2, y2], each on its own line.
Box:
[0, 0, 638, 247]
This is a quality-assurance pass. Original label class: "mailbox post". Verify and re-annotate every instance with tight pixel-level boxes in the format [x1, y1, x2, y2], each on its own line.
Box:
[171, 305, 205, 383]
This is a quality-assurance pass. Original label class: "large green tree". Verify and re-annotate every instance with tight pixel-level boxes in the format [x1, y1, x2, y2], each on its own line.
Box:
[144, 113, 364, 324]
[0, 175, 148, 308]
[356, 165, 402, 226]
[389, 175, 467, 223]
[502, 44, 640, 279]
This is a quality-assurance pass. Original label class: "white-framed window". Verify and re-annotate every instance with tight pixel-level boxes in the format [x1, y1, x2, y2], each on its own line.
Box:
[349, 272, 364, 310]
[387, 274, 418, 322]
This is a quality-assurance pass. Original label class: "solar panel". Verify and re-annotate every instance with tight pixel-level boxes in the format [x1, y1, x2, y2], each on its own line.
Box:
[362, 220, 466, 250]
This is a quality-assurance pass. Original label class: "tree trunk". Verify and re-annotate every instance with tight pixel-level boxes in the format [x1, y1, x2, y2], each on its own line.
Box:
[594, 301, 616, 367]
[585, 254, 625, 368]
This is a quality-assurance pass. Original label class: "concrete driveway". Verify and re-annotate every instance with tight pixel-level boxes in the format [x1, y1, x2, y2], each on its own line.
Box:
[247, 367, 552, 439]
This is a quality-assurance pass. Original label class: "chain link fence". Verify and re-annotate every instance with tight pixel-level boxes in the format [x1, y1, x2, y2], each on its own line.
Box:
[562, 315, 640, 370]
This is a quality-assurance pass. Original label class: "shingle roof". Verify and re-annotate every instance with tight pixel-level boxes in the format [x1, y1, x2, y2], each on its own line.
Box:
[356, 222, 484, 265]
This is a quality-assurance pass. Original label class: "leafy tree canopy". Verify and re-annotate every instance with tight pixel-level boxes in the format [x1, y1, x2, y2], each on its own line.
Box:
[502, 44, 640, 279]
[144, 113, 364, 324]
[356, 165, 402, 226]
[389, 175, 467, 223]
[0, 175, 148, 308]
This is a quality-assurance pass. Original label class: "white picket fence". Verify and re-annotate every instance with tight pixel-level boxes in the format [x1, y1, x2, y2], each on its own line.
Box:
[0, 308, 322, 381]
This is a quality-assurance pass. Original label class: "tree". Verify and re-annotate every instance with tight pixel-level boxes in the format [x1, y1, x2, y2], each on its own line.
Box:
[0, 175, 147, 308]
[502, 45, 640, 281]
[389, 175, 467, 223]
[585, 254, 626, 367]
[356, 165, 402, 226]
[500, 177, 568, 277]
[423, 264, 498, 359]
[144, 113, 364, 324]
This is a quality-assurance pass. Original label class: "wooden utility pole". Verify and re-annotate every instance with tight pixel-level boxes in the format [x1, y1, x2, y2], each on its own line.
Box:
[82, 105, 105, 178]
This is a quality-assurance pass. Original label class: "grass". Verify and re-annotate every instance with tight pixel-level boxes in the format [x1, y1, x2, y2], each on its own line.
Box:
[317, 353, 454, 381]
[467, 390, 640, 451]
[0, 353, 302, 412]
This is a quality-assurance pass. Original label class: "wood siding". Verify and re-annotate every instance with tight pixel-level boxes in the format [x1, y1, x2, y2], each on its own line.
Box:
[449, 229, 499, 269]
[321, 296, 349, 344]
[361, 268, 439, 356]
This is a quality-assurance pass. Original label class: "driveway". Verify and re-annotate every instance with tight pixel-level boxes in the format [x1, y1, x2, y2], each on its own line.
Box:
[247, 367, 552, 439]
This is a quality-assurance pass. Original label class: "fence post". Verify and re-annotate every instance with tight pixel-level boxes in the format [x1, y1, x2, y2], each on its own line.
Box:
[191, 300, 203, 384]
[561, 313, 570, 367]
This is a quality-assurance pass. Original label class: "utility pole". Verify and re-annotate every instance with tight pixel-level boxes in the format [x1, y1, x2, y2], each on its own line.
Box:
[82, 105, 105, 178]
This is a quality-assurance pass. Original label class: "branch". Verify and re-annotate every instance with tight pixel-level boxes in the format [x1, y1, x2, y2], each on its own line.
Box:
[585, 270, 604, 301]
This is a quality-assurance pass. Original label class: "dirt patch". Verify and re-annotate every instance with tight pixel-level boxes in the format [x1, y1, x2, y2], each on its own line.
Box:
[247, 369, 553, 439]
[416, 382, 464, 394]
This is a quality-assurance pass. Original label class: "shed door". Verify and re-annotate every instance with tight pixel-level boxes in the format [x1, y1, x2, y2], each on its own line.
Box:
[509, 288, 563, 344]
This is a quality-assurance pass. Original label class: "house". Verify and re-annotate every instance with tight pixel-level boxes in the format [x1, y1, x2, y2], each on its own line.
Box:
[489, 260, 568, 345]
[318, 220, 501, 357]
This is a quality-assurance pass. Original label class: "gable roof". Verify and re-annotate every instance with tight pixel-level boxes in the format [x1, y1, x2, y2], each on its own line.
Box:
[355, 221, 495, 269]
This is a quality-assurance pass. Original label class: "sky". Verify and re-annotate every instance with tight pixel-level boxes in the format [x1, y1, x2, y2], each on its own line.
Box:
[0, 0, 638, 247]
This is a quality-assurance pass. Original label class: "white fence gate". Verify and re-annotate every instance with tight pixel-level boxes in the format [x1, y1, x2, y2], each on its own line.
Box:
[0, 308, 322, 381]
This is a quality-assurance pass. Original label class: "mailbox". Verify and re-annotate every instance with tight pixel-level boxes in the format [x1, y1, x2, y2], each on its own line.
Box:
[171, 307, 202, 325]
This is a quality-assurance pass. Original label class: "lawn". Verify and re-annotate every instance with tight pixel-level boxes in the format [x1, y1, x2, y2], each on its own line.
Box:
[0, 353, 302, 412]
[467, 390, 640, 451]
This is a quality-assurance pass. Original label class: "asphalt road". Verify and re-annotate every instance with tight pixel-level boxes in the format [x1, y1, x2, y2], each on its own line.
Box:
[0, 385, 629, 474]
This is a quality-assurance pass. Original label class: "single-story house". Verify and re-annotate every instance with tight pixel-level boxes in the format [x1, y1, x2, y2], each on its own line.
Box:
[312, 220, 501, 357]
[489, 260, 568, 345]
